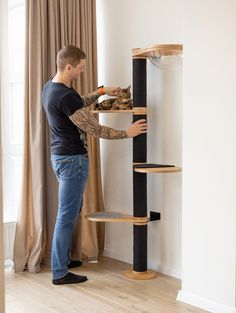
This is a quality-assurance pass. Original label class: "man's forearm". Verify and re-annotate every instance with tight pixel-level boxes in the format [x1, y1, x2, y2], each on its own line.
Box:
[69, 107, 128, 139]
[81, 91, 101, 107]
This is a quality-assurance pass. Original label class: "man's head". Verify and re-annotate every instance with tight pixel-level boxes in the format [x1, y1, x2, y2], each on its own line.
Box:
[56, 45, 86, 78]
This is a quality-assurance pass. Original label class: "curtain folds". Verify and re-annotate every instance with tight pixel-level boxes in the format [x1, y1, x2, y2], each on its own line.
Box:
[13, 0, 104, 273]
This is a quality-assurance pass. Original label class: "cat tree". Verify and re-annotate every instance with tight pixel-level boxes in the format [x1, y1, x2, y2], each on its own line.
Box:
[87, 44, 183, 279]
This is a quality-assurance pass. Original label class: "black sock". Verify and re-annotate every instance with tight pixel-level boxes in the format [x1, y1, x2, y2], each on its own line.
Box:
[52, 272, 87, 285]
[68, 260, 82, 269]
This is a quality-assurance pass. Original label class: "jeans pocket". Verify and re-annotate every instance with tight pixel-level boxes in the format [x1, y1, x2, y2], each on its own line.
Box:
[52, 159, 74, 180]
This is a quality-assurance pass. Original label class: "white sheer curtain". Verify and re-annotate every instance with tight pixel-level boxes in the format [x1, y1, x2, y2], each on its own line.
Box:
[0, 113, 4, 313]
[0, 121, 4, 312]
[0, 0, 6, 310]
[0, 0, 8, 310]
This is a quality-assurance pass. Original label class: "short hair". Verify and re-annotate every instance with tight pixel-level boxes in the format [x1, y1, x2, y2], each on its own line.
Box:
[56, 45, 86, 71]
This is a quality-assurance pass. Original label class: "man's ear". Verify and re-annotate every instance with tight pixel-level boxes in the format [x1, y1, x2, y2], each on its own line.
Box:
[65, 64, 72, 71]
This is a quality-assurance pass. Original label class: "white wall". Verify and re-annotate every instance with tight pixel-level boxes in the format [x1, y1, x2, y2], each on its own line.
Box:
[178, 1, 236, 312]
[97, 0, 236, 312]
[97, 0, 182, 278]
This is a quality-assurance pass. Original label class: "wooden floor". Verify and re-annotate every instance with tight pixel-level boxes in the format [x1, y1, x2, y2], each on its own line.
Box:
[5, 257, 209, 313]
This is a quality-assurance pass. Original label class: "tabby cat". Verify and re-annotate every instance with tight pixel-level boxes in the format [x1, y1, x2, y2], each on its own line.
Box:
[96, 85, 133, 110]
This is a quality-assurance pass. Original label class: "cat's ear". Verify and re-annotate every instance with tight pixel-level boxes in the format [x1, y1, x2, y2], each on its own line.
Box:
[127, 85, 131, 91]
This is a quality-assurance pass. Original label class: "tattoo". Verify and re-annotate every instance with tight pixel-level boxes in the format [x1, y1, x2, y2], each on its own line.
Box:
[69, 107, 128, 143]
[81, 92, 100, 107]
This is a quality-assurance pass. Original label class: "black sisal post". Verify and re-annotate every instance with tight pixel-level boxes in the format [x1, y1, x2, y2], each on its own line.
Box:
[132, 58, 147, 272]
[133, 225, 147, 272]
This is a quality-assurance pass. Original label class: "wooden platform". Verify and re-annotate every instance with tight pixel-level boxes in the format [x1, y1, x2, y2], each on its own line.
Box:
[132, 44, 183, 58]
[91, 107, 147, 115]
[134, 166, 182, 174]
[124, 269, 157, 280]
[86, 212, 148, 224]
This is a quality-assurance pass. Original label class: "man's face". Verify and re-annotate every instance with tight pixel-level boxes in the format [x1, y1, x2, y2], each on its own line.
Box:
[67, 59, 86, 79]
[75, 59, 86, 75]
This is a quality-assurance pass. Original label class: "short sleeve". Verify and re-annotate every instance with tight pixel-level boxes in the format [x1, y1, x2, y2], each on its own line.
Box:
[59, 92, 84, 116]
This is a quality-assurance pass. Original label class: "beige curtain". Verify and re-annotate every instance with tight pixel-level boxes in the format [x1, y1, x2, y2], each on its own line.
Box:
[13, 0, 104, 273]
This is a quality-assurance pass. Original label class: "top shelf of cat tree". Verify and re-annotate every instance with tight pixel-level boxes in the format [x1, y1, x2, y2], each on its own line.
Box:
[132, 44, 183, 58]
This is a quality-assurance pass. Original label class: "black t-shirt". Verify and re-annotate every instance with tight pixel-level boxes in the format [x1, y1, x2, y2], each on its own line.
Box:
[41, 80, 87, 155]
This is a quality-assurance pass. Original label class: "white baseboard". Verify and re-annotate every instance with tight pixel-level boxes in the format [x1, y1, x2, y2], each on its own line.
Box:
[177, 290, 236, 313]
[156, 265, 181, 279]
[102, 248, 182, 279]
[102, 248, 132, 265]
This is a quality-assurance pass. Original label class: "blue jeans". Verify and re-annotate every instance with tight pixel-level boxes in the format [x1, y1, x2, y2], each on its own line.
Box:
[50, 154, 89, 280]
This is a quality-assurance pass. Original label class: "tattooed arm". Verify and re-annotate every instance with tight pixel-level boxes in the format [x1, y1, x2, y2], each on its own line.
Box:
[69, 107, 128, 139]
[81, 87, 122, 108]
[81, 91, 100, 108]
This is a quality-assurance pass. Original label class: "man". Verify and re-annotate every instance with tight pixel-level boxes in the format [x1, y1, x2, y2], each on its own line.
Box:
[41, 45, 147, 285]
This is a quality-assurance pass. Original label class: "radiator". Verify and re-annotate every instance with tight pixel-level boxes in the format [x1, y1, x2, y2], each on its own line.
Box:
[4, 221, 16, 260]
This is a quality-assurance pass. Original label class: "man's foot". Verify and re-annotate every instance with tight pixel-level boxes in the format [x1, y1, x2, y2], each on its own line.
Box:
[52, 272, 87, 285]
[68, 260, 82, 269]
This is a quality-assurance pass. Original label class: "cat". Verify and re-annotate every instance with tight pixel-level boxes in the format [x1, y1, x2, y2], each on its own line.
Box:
[96, 85, 133, 110]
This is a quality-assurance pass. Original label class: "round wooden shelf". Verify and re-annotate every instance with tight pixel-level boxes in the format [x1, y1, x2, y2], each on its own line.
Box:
[91, 109, 133, 113]
[133, 163, 182, 174]
[124, 270, 157, 280]
[134, 166, 182, 174]
[91, 107, 147, 115]
[86, 212, 148, 224]
[132, 44, 183, 58]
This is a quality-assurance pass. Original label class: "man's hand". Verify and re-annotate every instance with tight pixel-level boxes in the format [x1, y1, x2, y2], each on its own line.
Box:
[126, 119, 147, 138]
[104, 87, 121, 96]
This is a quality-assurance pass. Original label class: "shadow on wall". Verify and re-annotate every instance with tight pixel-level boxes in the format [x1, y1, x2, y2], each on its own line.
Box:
[147, 55, 182, 277]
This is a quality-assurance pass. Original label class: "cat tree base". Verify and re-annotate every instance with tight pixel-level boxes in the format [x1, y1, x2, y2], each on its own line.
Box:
[124, 269, 157, 280]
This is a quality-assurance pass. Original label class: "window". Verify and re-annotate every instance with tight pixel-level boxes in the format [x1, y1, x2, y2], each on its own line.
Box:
[1, 0, 25, 222]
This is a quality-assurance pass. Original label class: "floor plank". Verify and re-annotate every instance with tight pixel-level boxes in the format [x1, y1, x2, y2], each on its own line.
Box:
[5, 257, 209, 313]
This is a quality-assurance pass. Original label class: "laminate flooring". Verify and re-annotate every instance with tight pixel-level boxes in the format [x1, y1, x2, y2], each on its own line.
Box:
[5, 257, 209, 313]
